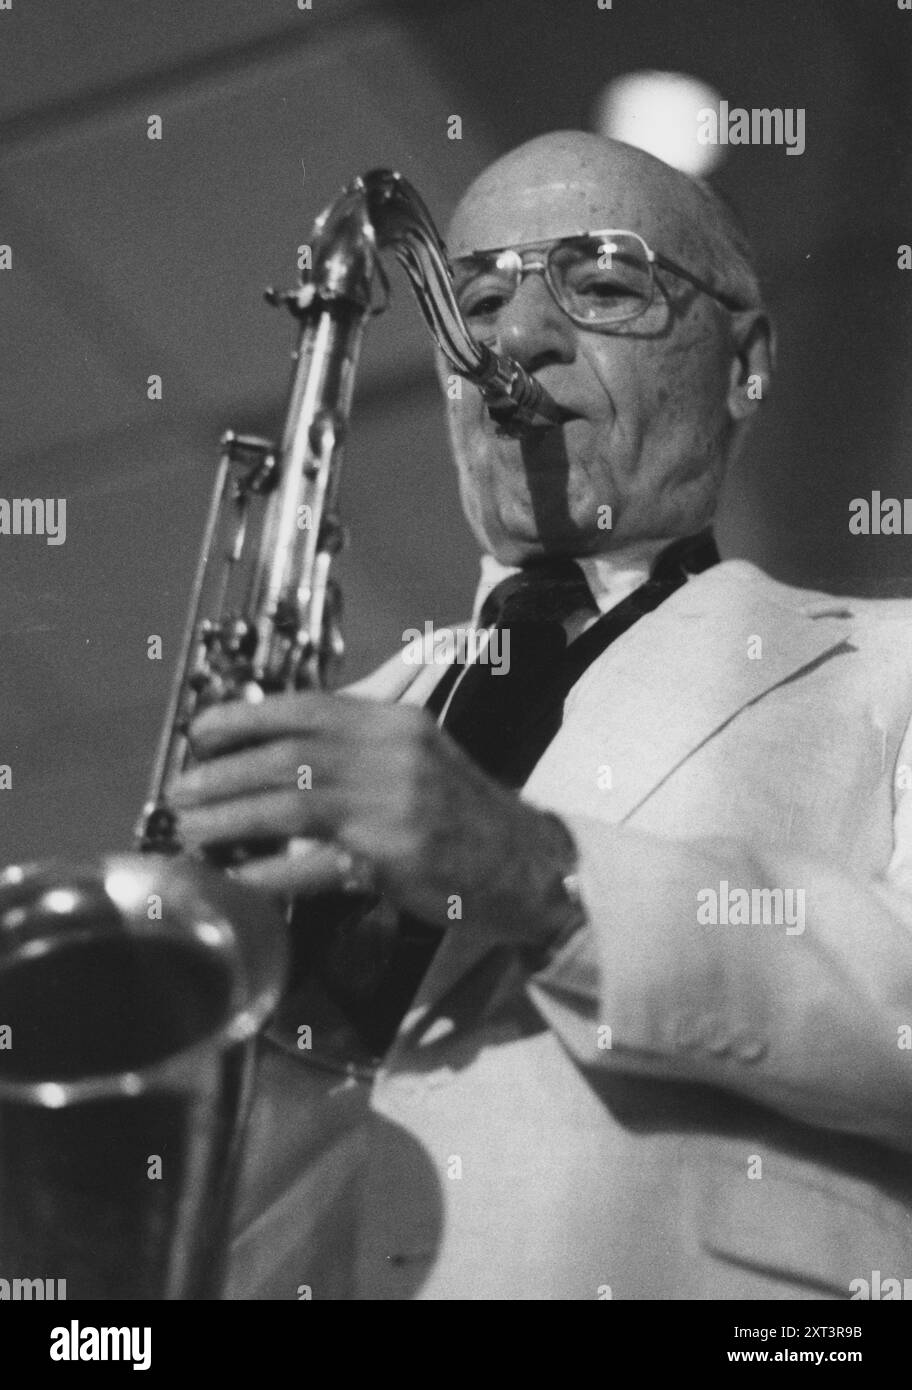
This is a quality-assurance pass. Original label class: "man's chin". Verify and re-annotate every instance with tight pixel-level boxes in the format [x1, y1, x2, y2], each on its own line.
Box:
[487, 525, 608, 567]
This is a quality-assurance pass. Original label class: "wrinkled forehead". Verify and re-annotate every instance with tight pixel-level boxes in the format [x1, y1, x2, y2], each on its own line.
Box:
[447, 174, 673, 258]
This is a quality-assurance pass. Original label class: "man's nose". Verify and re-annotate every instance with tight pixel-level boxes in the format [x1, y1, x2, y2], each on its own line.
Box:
[494, 273, 577, 372]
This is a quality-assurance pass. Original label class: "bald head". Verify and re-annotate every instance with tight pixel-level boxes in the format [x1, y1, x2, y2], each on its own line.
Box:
[447, 130, 762, 313]
[441, 131, 772, 564]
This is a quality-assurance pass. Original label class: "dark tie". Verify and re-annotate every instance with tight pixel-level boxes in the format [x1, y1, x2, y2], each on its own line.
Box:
[479, 557, 598, 626]
[439, 558, 598, 782]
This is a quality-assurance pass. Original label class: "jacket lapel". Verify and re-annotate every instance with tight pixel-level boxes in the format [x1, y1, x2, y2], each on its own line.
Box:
[398, 561, 853, 1033]
[523, 560, 852, 823]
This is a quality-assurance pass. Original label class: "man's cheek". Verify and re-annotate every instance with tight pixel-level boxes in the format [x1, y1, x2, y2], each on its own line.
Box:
[461, 454, 513, 517]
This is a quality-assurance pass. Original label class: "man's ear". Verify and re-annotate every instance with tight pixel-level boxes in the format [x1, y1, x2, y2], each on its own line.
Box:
[726, 309, 775, 422]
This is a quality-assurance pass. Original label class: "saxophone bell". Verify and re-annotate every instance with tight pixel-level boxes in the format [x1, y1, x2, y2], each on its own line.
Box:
[0, 854, 286, 1299]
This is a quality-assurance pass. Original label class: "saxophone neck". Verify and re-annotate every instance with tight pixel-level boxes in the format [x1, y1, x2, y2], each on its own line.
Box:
[308, 180, 378, 312]
[355, 168, 566, 437]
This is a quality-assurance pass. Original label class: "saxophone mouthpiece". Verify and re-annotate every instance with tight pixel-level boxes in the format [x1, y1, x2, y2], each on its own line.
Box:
[525, 379, 575, 431]
[480, 354, 572, 438]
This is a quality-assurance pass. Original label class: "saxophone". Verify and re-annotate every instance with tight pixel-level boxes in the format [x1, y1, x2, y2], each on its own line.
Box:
[0, 171, 563, 1299]
[138, 168, 563, 851]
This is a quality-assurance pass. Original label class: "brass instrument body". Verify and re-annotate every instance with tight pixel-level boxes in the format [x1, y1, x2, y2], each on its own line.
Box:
[0, 854, 285, 1299]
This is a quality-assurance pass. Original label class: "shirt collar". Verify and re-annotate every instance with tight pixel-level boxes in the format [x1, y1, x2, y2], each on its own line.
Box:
[472, 538, 670, 626]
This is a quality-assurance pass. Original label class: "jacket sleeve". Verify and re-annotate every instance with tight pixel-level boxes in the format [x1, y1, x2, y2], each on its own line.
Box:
[526, 710, 912, 1154]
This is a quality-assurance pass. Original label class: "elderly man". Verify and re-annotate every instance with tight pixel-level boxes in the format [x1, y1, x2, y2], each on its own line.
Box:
[174, 132, 912, 1300]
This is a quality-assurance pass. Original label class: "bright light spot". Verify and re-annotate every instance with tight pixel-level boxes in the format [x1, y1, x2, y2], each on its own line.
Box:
[228, 1008, 258, 1041]
[195, 921, 224, 948]
[0, 865, 26, 886]
[594, 71, 726, 177]
[16, 935, 53, 958]
[35, 1082, 68, 1109]
[104, 868, 146, 913]
[42, 889, 80, 915]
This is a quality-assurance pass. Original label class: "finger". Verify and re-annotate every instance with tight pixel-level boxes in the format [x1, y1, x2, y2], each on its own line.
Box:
[190, 691, 365, 757]
[176, 789, 341, 847]
[230, 838, 351, 895]
[170, 739, 329, 808]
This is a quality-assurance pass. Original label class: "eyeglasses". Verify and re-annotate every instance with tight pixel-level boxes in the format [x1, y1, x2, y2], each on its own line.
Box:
[451, 229, 748, 338]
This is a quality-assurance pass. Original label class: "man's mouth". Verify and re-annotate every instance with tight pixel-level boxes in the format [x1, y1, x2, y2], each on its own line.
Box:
[537, 400, 586, 427]
[482, 400, 586, 438]
[529, 390, 581, 433]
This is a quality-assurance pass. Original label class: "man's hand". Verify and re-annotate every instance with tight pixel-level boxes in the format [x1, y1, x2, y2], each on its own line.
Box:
[170, 691, 582, 950]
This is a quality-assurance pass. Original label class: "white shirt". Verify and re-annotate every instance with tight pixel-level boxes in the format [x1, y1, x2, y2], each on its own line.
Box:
[472, 539, 670, 641]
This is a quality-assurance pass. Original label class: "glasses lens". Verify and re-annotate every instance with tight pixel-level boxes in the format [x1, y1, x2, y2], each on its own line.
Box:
[452, 250, 520, 341]
[550, 234, 652, 324]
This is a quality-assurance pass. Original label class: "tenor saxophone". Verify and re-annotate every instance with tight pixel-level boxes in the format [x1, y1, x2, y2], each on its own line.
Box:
[138, 168, 564, 850]
[0, 170, 563, 1300]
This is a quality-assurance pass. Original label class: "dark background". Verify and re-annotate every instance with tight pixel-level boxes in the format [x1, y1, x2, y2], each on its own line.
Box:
[1, 0, 910, 863]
